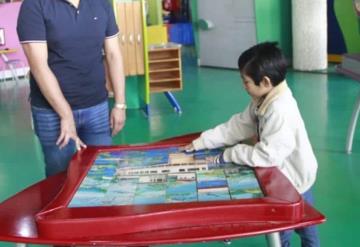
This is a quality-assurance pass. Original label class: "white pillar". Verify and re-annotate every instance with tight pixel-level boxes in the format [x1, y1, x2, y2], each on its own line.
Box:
[292, 0, 328, 71]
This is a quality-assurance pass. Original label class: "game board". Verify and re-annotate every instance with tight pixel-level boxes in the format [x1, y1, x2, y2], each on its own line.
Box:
[69, 148, 263, 207]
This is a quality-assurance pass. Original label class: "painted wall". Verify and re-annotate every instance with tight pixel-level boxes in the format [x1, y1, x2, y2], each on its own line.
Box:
[255, 0, 292, 58]
[0, 2, 28, 68]
[190, 0, 199, 56]
[333, 0, 360, 53]
[191, 0, 292, 60]
[148, 0, 163, 25]
[328, 0, 347, 55]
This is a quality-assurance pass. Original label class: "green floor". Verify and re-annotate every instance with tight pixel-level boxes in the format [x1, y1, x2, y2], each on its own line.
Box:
[1, 54, 360, 246]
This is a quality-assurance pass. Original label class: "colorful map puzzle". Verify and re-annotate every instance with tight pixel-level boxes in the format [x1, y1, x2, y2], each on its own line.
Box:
[69, 147, 263, 207]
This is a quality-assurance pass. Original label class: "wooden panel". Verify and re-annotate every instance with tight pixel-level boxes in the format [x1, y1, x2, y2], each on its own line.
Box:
[149, 49, 179, 61]
[149, 60, 179, 71]
[117, 2, 129, 75]
[125, 2, 137, 76]
[133, 1, 145, 75]
[177, 47, 183, 91]
[150, 80, 182, 93]
[149, 70, 180, 81]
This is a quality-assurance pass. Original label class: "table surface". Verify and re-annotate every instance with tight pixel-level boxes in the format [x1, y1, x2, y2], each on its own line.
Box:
[0, 134, 326, 246]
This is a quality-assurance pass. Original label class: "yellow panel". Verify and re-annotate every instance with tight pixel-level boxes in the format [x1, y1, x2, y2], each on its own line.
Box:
[328, 54, 343, 63]
[147, 25, 168, 45]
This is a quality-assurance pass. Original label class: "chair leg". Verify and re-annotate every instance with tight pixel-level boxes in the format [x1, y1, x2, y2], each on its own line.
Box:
[15, 244, 28, 247]
[5, 60, 27, 84]
[0, 65, 4, 83]
[265, 232, 281, 247]
[7, 63, 20, 84]
[346, 92, 360, 154]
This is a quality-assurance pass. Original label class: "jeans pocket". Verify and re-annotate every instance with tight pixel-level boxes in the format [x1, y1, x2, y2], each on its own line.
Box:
[31, 106, 61, 145]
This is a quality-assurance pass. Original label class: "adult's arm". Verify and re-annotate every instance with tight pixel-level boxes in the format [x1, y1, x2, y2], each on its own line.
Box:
[104, 36, 126, 136]
[22, 43, 85, 150]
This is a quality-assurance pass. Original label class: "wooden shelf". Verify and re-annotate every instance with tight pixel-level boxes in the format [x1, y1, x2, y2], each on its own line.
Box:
[150, 77, 181, 83]
[149, 50, 179, 62]
[148, 46, 180, 51]
[150, 80, 182, 93]
[149, 68, 180, 73]
[148, 45, 182, 93]
[150, 70, 180, 80]
[149, 58, 179, 63]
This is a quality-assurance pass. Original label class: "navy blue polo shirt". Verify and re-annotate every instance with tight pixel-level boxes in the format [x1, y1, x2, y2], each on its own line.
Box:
[17, 0, 119, 109]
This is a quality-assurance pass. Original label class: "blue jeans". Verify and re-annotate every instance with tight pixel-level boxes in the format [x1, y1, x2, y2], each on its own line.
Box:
[280, 189, 320, 247]
[32, 101, 112, 177]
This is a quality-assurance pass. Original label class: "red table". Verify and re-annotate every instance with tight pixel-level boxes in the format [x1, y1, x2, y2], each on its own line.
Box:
[0, 134, 325, 247]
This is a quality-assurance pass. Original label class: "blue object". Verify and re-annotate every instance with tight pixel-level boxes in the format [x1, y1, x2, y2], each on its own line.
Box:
[197, 180, 228, 189]
[164, 92, 182, 113]
[168, 23, 194, 45]
[327, 0, 347, 54]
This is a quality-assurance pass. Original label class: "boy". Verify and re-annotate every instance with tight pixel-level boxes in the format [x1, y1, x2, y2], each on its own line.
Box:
[183, 42, 319, 247]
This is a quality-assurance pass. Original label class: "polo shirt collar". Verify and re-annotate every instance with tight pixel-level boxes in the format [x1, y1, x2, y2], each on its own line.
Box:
[60, 0, 83, 9]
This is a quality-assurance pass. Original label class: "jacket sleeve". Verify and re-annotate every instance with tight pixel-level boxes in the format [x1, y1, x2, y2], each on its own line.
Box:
[222, 109, 296, 167]
[193, 103, 257, 150]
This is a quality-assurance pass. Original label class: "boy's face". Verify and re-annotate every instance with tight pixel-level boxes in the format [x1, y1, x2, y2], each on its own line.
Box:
[241, 74, 273, 99]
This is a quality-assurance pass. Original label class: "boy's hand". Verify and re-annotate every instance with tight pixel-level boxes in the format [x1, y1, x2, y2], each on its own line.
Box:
[207, 153, 225, 164]
[179, 143, 195, 153]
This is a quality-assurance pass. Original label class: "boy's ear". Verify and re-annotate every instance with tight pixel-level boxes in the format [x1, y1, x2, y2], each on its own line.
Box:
[262, 76, 272, 87]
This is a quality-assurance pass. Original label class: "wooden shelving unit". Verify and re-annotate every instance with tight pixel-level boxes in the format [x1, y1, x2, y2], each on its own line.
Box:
[148, 44, 182, 93]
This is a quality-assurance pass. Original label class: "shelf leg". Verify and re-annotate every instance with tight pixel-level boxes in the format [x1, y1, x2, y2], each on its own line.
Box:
[143, 104, 150, 117]
[346, 91, 360, 154]
[164, 92, 182, 113]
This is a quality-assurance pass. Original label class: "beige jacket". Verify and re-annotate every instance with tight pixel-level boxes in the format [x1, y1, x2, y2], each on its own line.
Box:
[192, 81, 318, 194]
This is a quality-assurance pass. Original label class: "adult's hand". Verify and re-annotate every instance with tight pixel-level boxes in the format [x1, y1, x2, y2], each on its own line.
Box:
[56, 116, 86, 150]
[206, 153, 225, 164]
[110, 108, 126, 136]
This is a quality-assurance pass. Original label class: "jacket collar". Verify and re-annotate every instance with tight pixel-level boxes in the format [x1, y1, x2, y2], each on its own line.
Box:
[255, 80, 289, 116]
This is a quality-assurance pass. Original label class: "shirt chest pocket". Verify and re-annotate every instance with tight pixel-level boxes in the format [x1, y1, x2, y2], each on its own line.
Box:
[45, 16, 106, 51]
[89, 15, 108, 38]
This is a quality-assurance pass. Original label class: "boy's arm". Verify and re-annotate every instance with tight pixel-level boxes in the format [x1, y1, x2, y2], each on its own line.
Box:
[193, 103, 257, 150]
[222, 110, 295, 167]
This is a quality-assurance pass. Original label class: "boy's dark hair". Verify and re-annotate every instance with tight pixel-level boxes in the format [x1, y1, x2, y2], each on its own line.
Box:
[237, 42, 288, 86]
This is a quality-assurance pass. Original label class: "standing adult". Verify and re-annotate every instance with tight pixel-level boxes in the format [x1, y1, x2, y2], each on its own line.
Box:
[17, 0, 126, 177]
